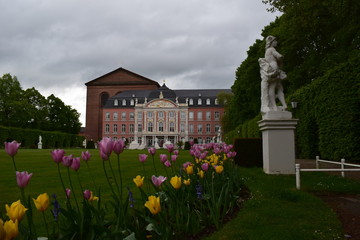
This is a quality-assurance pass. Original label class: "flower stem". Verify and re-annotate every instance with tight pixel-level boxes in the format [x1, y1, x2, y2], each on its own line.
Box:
[57, 164, 67, 199]
[85, 161, 97, 192]
[42, 211, 50, 238]
[152, 155, 157, 176]
[102, 161, 117, 198]
[109, 158, 122, 199]
[67, 168, 80, 213]
[11, 156, 18, 171]
[116, 154, 123, 199]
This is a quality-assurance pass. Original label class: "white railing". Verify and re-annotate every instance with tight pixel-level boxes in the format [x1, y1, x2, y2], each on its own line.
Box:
[295, 156, 360, 190]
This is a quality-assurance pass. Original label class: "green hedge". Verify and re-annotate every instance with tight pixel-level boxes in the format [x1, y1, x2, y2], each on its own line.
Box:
[224, 114, 261, 144]
[291, 54, 360, 162]
[0, 125, 84, 149]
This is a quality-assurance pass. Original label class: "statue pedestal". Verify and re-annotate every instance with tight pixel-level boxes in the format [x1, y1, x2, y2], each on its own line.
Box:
[258, 114, 297, 174]
[38, 143, 42, 149]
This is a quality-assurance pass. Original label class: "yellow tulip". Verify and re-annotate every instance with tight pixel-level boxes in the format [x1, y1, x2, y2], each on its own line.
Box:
[215, 165, 224, 174]
[183, 178, 191, 186]
[33, 193, 49, 212]
[133, 175, 144, 188]
[89, 192, 99, 201]
[144, 196, 161, 215]
[185, 165, 193, 175]
[5, 200, 27, 222]
[3, 220, 18, 240]
[0, 219, 6, 240]
[170, 176, 182, 189]
[198, 170, 205, 179]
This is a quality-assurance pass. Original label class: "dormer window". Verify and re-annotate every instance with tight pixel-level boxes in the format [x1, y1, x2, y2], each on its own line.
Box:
[122, 99, 126, 106]
[114, 99, 118, 106]
[189, 99, 193, 105]
[132, 94, 136, 98]
[215, 98, 219, 105]
[206, 98, 211, 105]
[198, 93, 202, 97]
[198, 98, 202, 105]
[130, 99, 134, 106]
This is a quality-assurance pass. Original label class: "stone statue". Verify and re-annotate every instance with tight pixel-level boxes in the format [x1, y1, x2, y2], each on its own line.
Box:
[259, 36, 287, 114]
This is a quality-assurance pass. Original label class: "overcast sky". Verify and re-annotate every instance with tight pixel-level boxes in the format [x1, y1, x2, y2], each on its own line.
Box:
[0, 0, 280, 126]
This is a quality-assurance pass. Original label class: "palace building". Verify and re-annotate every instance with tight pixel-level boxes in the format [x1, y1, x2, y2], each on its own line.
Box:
[85, 67, 230, 147]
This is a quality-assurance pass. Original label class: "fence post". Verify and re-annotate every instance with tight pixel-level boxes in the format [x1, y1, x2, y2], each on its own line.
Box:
[295, 164, 301, 190]
[341, 158, 345, 178]
[316, 156, 319, 169]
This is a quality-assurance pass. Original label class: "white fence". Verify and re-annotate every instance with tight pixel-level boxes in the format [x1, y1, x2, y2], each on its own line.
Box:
[295, 156, 360, 190]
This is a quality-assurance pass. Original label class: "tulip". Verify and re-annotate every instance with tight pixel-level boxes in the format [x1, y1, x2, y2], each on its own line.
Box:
[164, 160, 171, 167]
[166, 144, 174, 153]
[183, 178, 191, 186]
[189, 140, 194, 146]
[98, 137, 114, 157]
[113, 138, 125, 155]
[66, 188, 71, 199]
[81, 151, 91, 161]
[138, 154, 148, 163]
[0, 219, 5, 240]
[151, 175, 167, 187]
[185, 165, 193, 175]
[171, 154, 178, 162]
[51, 149, 65, 164]
[144, 196, 161, 215]
[215, 165, 224, 174]
[16, 171, 33, 188]
[159, 154, 167, 163]
[83, 190, 98, 201]
[99, 150, 109, 161]
[201, 163, 209, 172]
[70, 157, 81, 171]
[173, 150, 179, 156]
[62, 155, 73, 167]
[200, 152, 208, 160]
[133, 175, 144, 188]
[198, 170, 205, 178]
[5, 200, 27, 222]
[3, 220, 18, 240]
[33, 193, 50, 212]
[148, 147, 156, 155]
[182, 161, 192, 169]
[170, 176, 182, 189]
[4, 141, 21, 157]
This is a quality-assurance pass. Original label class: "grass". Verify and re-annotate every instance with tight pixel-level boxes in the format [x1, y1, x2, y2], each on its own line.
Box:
[1, 148, 360, 239]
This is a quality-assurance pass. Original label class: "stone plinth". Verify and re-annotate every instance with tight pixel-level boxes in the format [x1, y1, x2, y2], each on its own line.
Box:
[258, 116, 298, 174]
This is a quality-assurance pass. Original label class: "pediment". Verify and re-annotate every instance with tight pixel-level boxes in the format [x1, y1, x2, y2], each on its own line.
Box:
[146, 99, 177, 108]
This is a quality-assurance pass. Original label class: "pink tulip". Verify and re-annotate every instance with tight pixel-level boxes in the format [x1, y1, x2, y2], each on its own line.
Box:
[71, 157, 81, 171]
[173, 150, 179, 156]
[81, 151, 91, 161]
[213, 148, 221, 155]
[171, 155, 178, 162]
[83, 189, 91, 200]
[16, 171, 33, 188]
[227, 151, 237, 158]
[200, 152, 208, 160]
[98, 137, 113, 157]
[189, 140, 194, 146]
[166, 144, 174, 153]
[113, 139, 125, 155]
[159, 154, 167, 163]
[66, 188, 71, 199]
[201, 162, 209, 172]
[164, 160, 171, 167]
[182, 161, 192, 169]
[4, 141, 21, 157]
[151, 175, 167, 187]
[148, 147, 156, 156]
[139, 154, 148, 163]
[51, 149, 65, 164]
[62, 155, 73, 167]
[99, 150, 109, 161]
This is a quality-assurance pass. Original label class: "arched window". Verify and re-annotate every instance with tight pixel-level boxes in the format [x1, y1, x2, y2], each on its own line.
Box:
[169, 122, 175, 132]
[189, 98, 193, 105]
[198, 98, 202, 105]
[122, 99, 126, 106]
[159, 122, 164, 132]
[206, 98, 211, 105]
[215, 98, 219, 105]
[130, 99, 134, 106]
[114, 99, 119, 106]
[100, 92, 109, 107]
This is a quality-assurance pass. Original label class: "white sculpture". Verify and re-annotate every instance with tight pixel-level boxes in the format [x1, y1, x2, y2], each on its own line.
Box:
[259, 36, 287, 114]
[38, 135, 43, 149]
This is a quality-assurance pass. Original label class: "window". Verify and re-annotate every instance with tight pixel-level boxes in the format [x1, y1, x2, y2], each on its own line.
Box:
[159, 122, 164, 132]
[129, 112, 135, 120]
[138, 123, 142, 132]
[138, 137, 142, 144]
[189, 124, 194, 133]
[198, 137, 203, 144]
[169, 111, 175, 118]
[198, 98, 202, 105]
[114, 99, 118, 106]
[105, 112, 110, 121]
[215, 124, 220, 132]
[105, 124, 110, 133]
[158, 111, 164, 118]
[113, 112, 118, 120]
[180, 123, 185, 132]
[121, 124, 126, 133]
[189, 112, 194, 120]
[197, 112, 202, 120]
[130, 99, 134, 106]
[122, 99, 126, 106]
[148, 122, 153, 132]
[206, 111, 211, 120]
[138, 111, 142, 119]
[189, 99, 193, 105]
[215, 98, 219, 105]
[129, 137, 134, 143]
[214, 112, 220, 120]
[206, 124, 211, 133]
[122, 112, 126, 120]
[148, 111, 153, 118]
[189, 137, 194, 141]
[197, 124, 202, 133]
[180, 111, 186, 120]
[206, 137, 211, 143]
[206, 98, 211, 105]
[169, 122, 175, 132]
[129, 124, 134, 133]
[113, 124, 118, 133]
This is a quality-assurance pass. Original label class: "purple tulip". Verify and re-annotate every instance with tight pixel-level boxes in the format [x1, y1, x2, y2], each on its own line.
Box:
[83, 189, 91, 200]
[159, 154, 167, 163]
[227, 151, 237, 158]
[173, 150, 179, 156]
[99, 150, 109, 161]
[189, 140, 194, 146]
[148, 147, 156, 156]
[71, 157, 81, 171]
[81, 151, 91, 161]
[62, 155, 73, 167]
[66, 188, 71, 199]
[182, 161, 192, 169]
[4, 141, 21, 157]
[200, 152, 208, 160]
[113, 139, 125, 155]
[139, 154, 148, 163]
[201, 162, 209, 172]
[171, 154, 178, 162]
[51, 149, 65, 164]
[166, 144, 174, 153]
[213, 147, 221, 155]
[16, 171, 33, 188]
[151, 175, 167, 187]
[164, 160, 172, 167]
[98, 137, 113, 157]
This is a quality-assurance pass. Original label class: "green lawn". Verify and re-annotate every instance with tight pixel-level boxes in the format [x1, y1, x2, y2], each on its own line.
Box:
[1, 148, 360, 239]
